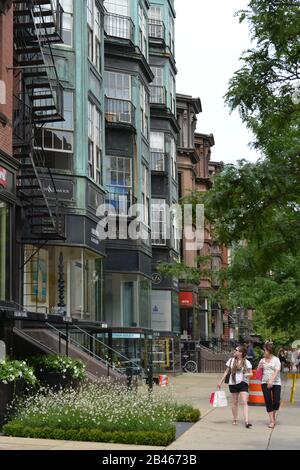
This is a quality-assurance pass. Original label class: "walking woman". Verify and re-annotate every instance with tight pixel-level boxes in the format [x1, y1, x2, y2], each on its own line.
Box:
[218, 345, 253, 428]
[258, 342, 281, 428]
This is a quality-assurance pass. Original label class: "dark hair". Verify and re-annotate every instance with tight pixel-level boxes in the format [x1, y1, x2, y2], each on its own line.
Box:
[264, 342, 274, 354]
[236, 345, 247, 358]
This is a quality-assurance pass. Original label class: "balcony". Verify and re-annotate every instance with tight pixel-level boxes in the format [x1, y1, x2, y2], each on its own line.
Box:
[105, 97, 135, 126]
[149, 19, 165, 41]
[104, 12, 134, 42]
[151, 151, 166, 172]
[150, 86, 166, 106]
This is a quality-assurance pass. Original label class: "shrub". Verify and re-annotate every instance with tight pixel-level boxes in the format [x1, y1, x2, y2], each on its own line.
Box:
[28, 355, 86, 380]
[0, 360, 37, 386]
[171, 404, 200, 422]
[3, 423, 176, 447]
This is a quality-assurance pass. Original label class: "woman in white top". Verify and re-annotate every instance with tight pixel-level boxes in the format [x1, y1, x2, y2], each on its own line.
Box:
[257, 342, 281, 428]
[218, 345, 252, 428]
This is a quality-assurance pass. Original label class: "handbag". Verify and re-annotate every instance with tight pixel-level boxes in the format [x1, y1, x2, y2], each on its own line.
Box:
[213, 390, 228, 408]
[224, 358, 233, 384]
[256, 366, 263, 381]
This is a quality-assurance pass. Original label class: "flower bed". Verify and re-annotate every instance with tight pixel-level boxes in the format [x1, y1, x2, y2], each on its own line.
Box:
[3, 380, 199, 446]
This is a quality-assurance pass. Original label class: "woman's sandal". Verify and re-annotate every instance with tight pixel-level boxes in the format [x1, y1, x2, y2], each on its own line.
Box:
[245, 423, 252, 428]
[232, 420, 238, 425]
[268, 423, 275, 429]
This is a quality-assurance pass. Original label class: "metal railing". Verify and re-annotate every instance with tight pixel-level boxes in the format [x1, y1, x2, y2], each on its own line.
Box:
[104, 12, 134, 41]
[105, 97, 135, 125]
[149, 19, 165, 40]
[150, 86, 166, 105]
[44, 322, 144, 384]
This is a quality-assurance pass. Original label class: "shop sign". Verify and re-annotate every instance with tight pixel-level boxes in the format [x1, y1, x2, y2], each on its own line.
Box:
[151, 273, 162, 285]
[179, 292, 194, 307]
[112, 333, 141, 339]
[41, 179, 74, 201]
[0, 167, 7, 188]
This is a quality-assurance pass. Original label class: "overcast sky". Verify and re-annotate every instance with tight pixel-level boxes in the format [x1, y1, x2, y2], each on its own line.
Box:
[175, 0, 261, 164]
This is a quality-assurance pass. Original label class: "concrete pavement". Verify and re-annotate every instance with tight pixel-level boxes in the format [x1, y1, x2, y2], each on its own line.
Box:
[167, 373, 300, 450]
[0, 373, 299, 450]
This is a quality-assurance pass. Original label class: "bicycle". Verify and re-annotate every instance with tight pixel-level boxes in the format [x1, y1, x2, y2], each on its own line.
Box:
[181, 354, 198, 373]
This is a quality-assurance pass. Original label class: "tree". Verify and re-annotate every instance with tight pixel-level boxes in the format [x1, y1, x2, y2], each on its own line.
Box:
[161, 1, 300, 336]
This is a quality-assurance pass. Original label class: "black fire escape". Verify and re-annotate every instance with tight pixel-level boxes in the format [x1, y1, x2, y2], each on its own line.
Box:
[13, 0, 66, 241]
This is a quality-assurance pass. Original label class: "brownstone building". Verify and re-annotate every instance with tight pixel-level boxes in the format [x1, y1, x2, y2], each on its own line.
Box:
[177, 94, 229, 345]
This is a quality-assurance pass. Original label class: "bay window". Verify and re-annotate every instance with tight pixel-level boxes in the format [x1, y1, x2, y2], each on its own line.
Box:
[35, 91, 74, 170]
[151, 199, 167, 246]
[88, 100, 102, 185]
[87, 0, 102, 72]
[151, 132, 165, 171]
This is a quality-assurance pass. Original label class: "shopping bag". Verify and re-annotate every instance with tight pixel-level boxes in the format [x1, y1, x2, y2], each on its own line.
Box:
[210, 392, 215, 405]
[256, 367, 263, 381]
[213, 390, 228, 407]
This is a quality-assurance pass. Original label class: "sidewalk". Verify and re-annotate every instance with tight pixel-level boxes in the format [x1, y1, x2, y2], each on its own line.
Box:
[167, 373, 300, 450]
[0, 373, 299, 450]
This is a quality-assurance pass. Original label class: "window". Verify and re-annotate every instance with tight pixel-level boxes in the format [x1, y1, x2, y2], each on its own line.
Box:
[106, 156, 132, 214]
[169, 14, 175, 54]
[139, 4, 148, 58]
[151, 132, 165, 171]
[104, 0, 128, 16]
[105, 71, 131, 100]
[35, 91, 74, 170]
[107, 156, 132, 188]
[152, 199, 167, 246]
[150, 67, 165, 104]
[170, 138, 176, 180]
[0, 202, 11, 301]
[142, 164, 150, 225]
[149, 5, 164, 39]
[88, 101, 102, 185]
[105, 71, 133, 124]
[54, 0, 73, 46]
[169, 72, 176, 114]
[87, 0, 102, 72]
[149, 5, 162, 21]
[140, 83, 148, 138]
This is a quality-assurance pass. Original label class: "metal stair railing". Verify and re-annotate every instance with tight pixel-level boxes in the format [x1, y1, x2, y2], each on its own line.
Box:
[44, 322, 122, 378]
[71, 324, 144, 378]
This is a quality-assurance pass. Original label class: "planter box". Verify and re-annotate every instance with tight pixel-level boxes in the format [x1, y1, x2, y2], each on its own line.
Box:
[36, 371, 80, 391]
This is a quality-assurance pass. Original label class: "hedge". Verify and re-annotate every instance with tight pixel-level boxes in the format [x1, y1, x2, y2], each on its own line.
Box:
[3, 423, 176, 447]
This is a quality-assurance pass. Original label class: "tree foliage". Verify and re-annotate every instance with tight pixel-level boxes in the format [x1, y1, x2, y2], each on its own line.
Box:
[161, 1, 300, 337]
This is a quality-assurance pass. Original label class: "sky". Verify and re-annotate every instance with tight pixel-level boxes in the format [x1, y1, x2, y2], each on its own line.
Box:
[175, 0, 261, 164]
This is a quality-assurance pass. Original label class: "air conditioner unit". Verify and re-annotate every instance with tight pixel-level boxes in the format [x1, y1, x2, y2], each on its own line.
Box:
[106, 112, 117, 122]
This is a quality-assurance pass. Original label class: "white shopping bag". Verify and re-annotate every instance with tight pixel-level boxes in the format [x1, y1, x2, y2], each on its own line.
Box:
[213, 390, 228, 408]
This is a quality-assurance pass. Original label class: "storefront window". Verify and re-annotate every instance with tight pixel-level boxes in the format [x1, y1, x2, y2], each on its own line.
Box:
[0, 202, 10, 301]
[139, 279, 151, 328]
[104, 273, 150, 328]
[23, 245, 103, 321]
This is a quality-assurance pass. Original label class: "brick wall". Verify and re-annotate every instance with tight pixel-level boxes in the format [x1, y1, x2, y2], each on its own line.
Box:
[0, 6, 13, 157]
